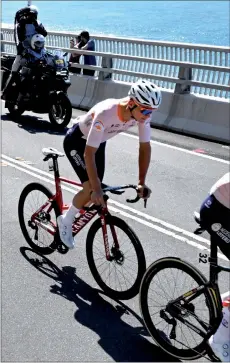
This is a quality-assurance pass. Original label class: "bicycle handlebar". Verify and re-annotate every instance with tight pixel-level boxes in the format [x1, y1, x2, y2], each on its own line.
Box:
[83, 184, 149, 212]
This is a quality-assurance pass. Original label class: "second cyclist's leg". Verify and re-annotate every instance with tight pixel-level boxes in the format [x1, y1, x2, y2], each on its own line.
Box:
[201, 197, 230, 361]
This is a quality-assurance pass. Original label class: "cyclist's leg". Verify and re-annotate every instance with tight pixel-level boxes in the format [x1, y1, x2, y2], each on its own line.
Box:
[58, 125, 106, 247]
[209, 296, 230, 362]
[200, 195, 230, 361]
[63, 125, 89, 214]
[57, 125, 88, 247]
[71, 141, 106, 208]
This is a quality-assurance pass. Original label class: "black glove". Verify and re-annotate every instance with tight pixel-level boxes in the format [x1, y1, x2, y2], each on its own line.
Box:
[18, 16, 27, 25]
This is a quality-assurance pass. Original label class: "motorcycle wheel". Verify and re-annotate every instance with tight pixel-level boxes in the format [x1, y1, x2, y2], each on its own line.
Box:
[7, 103, 25, 118]
[48, 93, 72, 130]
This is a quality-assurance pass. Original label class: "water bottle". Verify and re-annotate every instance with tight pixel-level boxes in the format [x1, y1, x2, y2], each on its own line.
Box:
[209, 297, 230, 362]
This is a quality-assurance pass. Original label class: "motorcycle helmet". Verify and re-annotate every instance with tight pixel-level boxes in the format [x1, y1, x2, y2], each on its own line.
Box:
[28, 5, 38, 20]
[31, 34, 45, 52]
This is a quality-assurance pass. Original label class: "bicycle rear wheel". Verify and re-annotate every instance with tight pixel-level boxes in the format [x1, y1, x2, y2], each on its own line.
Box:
[18, 182, 60, 255]
[86, 215, 146, 300]
[139, 257, 217, 360]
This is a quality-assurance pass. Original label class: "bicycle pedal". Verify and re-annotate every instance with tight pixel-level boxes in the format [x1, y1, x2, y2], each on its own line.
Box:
[57, 243, 69, 254]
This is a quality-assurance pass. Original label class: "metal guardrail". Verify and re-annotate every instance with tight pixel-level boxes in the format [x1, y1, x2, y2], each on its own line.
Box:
[1, 26, 230, 99]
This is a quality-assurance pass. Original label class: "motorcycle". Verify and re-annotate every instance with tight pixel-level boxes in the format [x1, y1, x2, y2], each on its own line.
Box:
[1, 48, 72, 129]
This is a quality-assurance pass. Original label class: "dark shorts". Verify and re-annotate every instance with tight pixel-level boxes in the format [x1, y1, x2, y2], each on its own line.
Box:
[63, 123, 106, 184]
[199, 194, 230, 259]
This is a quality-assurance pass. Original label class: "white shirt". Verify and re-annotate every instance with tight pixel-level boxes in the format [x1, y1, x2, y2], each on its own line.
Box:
[210, 172, 230, 209]
[73, 98, 151, 148]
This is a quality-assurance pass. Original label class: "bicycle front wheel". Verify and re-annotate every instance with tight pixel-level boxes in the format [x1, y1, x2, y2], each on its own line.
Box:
[139, 257, 217, 360]
[86, 215, 146, 300]
[18, 182, 60, 255]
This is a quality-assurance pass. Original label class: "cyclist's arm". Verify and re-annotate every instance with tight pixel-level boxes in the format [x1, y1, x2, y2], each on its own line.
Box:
[36, 23, 48, 37]
[138, 142, 151, 185]
[84, 114, 105, 192]
[138, 119, 151, 185]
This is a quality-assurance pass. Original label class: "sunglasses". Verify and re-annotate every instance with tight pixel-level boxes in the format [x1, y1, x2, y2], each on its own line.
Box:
[139, 108, 153, 116]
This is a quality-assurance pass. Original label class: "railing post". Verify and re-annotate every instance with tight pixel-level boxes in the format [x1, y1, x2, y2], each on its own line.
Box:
[1, 32, 5, 53]
[175, 66, 192, 94]
[98, 56, 113, 80]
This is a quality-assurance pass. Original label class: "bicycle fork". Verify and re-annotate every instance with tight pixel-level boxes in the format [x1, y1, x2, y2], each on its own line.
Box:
[100, 214, 121, 262]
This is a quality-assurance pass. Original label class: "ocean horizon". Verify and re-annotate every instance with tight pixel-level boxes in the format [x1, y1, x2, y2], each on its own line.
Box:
[2, 0, 230, 46]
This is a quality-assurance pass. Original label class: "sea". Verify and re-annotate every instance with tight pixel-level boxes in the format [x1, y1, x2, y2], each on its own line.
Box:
[2, 0, 230, 46]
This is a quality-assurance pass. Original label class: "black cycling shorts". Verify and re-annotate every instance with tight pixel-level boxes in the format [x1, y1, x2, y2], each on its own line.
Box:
[199, 194, 230, 259]
[63, 123, 106, 184]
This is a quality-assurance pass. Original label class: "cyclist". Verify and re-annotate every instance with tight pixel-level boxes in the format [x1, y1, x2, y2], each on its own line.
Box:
[199, 172, 230, 257]
[57, 79, 162, 249]
[198, 172, 230, 362]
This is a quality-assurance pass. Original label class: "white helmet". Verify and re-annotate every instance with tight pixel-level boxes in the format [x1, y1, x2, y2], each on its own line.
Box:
[29, 5, 39, 12]
[128, 80, 162, 108]
[31, 34, 45, 52]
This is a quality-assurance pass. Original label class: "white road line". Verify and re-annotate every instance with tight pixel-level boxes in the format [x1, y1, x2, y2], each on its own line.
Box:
[121, 132, 230, 165]
[2, 153, 210, 245]
[2, 155, 228, 262]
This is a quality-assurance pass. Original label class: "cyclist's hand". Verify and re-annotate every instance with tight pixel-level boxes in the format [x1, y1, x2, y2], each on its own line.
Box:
[91, 189, 105, 206]
[137, 184, 152, 199]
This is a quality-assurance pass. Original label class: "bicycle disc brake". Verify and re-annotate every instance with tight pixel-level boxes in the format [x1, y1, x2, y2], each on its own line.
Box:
[110, 246, 124, 265]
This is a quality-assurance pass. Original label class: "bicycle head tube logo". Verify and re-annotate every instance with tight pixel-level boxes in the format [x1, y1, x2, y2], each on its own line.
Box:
[211, 223, 222, 232]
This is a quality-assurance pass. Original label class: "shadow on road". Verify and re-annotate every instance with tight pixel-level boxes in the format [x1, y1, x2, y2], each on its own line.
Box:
[1, 112, 67, 136]
[20, 246, 180, 362]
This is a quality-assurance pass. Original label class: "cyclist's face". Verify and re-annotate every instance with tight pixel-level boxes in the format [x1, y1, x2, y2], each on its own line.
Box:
[129, 100, 156, 123]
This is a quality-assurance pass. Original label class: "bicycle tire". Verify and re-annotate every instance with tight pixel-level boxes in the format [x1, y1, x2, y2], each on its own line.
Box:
[86, 215, 146, 300]
[18, 182, 60, 255]
[139, 257, 217, 360]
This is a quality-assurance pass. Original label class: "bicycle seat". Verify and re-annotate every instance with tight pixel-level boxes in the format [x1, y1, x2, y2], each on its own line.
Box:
[42, 147, 64, 158]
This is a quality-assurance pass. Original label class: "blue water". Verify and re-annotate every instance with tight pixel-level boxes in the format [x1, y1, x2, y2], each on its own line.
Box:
[2, 0, 230, 46]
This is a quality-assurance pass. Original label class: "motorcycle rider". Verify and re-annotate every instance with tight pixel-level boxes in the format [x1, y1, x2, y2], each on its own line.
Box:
[1, 5, 47, 100]
[17, 33, 46, 104]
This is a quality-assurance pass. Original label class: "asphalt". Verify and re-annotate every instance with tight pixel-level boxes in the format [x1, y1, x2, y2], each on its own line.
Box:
[1, 101, 230, 362]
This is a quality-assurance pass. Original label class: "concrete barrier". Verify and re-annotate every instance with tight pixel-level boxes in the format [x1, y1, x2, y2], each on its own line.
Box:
[152, 93, 230, 143]
[67, 74, 230, 144]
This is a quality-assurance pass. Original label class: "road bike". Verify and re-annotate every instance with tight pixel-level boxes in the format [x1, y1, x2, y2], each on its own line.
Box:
[139, 212, 230, 361]
[18, 147, 147, 300]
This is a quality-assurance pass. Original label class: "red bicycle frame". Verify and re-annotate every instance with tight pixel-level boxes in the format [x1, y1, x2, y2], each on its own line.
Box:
[30, 157, 120, 259]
